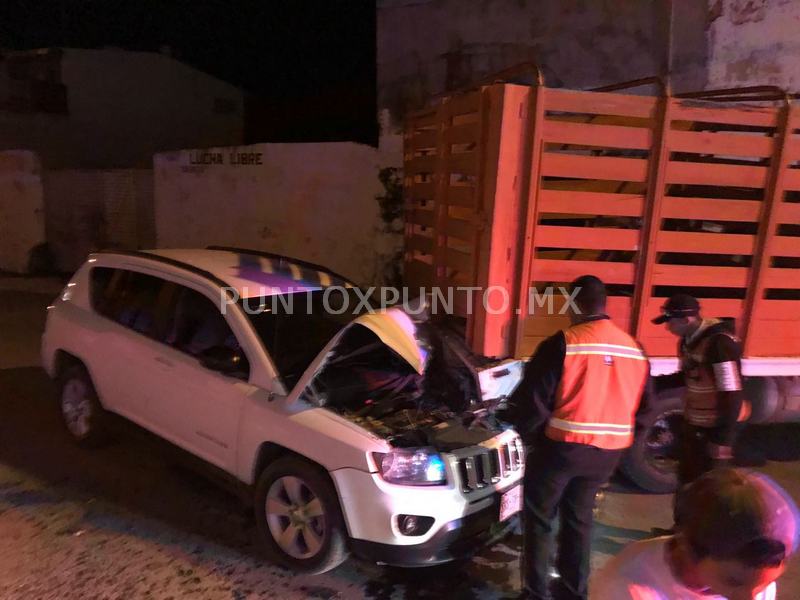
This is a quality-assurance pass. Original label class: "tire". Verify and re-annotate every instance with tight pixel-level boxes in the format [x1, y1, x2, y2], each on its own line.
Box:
[620, 390, 684, 494]
[254, 456, 349, 574]
[58, 364, 110, 447]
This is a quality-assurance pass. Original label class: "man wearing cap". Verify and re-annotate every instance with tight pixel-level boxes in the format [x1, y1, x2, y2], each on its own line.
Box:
[652, 294, 750, 488]
[498, 275, 654, 600]
[593, 468, 799, 599]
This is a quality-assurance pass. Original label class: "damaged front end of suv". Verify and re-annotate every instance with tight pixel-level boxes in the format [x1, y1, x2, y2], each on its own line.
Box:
[294, 306, 526, 565]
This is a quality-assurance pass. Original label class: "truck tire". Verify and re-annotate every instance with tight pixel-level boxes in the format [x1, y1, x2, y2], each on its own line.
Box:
[620, 390, 683, 494]
[254, 456, 349, 574]
[58, 364, 110, 447]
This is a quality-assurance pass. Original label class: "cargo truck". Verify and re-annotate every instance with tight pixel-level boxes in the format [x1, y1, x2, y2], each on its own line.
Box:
[403, 74, 800, 492]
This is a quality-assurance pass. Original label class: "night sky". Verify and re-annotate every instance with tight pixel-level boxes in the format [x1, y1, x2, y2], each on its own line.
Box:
[0, 1, 377, 144]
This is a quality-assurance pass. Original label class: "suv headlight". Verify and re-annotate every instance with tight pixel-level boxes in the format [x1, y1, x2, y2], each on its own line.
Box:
[372, 447, 447, 486]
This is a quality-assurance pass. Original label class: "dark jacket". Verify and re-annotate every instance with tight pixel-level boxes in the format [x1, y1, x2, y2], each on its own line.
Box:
[657, 318, 745, 447]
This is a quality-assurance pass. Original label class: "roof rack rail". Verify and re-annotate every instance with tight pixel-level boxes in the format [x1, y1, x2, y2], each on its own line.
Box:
[94, 250, 235, 297]
[205, 245, 355, 286]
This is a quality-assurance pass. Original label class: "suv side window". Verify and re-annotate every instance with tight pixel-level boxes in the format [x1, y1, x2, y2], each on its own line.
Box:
[165, 286, 250, 378]
[90, 267, 172, 339]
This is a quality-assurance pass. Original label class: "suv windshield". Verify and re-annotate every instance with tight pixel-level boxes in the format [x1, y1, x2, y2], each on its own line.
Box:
[241, 288, 370, 390]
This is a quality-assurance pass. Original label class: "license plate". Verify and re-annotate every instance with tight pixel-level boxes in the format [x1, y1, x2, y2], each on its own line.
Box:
[499, 485, 522, 521]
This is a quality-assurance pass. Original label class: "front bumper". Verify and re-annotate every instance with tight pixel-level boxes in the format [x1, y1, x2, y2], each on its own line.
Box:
[349, 489, 519, 567]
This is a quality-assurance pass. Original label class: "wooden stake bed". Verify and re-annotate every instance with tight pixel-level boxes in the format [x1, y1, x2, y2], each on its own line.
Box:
[404, 83, 800, 361]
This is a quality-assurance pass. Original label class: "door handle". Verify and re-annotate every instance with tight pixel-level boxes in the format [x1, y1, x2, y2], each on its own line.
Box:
[154, 356, 174, 367]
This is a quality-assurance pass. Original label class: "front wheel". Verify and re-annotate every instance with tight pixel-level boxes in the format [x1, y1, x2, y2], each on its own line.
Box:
[620, 391, 684, 494]
[254, 456, 349, 574]
[58, 364, 110, 447]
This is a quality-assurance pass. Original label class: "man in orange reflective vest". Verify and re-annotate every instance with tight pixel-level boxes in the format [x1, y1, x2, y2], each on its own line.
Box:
[652, 294, 749, 488]
[498, 275, 653, 600]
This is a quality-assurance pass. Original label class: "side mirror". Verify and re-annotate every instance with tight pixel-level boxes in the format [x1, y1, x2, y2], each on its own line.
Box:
[199, 345, 247, 378]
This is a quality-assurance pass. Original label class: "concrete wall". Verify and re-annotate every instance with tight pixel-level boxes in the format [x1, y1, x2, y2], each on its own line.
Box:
[155, 143, 401, 286]
[44, 169, 154, 272]
[377, 0, 679, 132]
[0, 151, 45, 273]
[0, 48, 244, 169]
[707, 0, 800, 90]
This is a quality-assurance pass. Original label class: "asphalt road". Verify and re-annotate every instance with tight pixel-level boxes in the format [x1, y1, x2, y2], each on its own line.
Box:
[1, 282, 799, 599]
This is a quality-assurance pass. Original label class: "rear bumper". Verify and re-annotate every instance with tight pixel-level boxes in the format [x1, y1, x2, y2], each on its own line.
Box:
[349, 490, 518, 567]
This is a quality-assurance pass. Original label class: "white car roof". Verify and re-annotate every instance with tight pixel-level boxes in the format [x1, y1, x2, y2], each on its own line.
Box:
[139, 248, 353, 299]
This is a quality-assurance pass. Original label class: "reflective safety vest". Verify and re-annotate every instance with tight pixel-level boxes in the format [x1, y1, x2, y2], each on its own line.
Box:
[681, 330, 750, 427]
[545, 319, 649, 450]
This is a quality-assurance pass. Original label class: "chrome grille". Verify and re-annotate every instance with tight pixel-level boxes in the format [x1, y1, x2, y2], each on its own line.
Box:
[456, 437, 524, 493]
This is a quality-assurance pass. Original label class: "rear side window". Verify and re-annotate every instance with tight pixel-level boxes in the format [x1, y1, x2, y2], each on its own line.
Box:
[90, 267, 172, 339]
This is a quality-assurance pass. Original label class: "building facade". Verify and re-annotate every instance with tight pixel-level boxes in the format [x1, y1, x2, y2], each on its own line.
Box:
[0, 47, 245, 169]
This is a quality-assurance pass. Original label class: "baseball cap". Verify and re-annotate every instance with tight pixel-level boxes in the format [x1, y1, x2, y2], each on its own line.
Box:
[676, 469, 800, 567]
[651, 293, 701, 324]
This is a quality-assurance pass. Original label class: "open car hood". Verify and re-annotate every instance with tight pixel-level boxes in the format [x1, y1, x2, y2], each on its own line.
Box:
[295, 307, 522, 449]
[347, 309, 428, 374]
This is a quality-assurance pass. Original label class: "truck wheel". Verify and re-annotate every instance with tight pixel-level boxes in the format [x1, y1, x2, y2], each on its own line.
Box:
[254, 456, 349, 574]
[620, 391, 683, 494]
[58, 364, 110, 447]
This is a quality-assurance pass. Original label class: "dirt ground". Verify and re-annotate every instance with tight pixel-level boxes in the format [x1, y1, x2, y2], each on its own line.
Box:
[1, 281, 799, 599]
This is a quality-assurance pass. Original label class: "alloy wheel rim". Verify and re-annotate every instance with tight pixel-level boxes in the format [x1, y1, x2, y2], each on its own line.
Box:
[61, 379, 92, 438]
[645, 409, 683, 474]
[265, 475, 326, 559]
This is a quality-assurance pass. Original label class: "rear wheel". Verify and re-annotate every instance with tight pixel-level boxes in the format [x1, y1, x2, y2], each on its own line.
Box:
[58, 364, 110, 447]
[620, 391, 683, 493]
[254, 456, 348, 573]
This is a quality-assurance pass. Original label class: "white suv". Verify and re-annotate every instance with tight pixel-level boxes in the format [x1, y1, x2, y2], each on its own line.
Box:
[41, 248, 524, 573]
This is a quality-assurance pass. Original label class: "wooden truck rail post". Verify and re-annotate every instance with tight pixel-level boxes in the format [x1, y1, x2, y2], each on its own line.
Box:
[404, 77, 800, 360]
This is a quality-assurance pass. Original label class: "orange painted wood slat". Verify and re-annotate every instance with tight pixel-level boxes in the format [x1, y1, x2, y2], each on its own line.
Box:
[772, 236, 800, 257]
[643, 297, 745, 318]
[411, 129, 438, 149]
[407, 209, 435, 228]
[536, 225, 640, 251]
[444, 218, 474, 241]
[665, 161, 769, 188]
[749, 301, 800, 320]
[406, 235, 434, 255]
[538, 190, 644, 216]
[541, 153, 649, 182]
[445, 248, 473, 273]
[541, 119, 652, 150]
[408, 111, 438, 128]
[630, 96, 672, 339]
[784, 169, 800, 191]
[445, 122, 480, 146]
[668, 129, 775, 158]
[407, 154, 437, 174]
[741, 104, 797, 355]
[748, 320, 800, 338]
[531, 259, 636, 285]
[545, 89, 658, 119]
[656, 231, 756, 255]
[787, 137, 800, 161]
[446, 91, 481, 116]
[661, 197, 762, 222]
[448, 152, 477, 176]
[404, 259, 435, 288]
[640, 337, 684, 357]
[651, 264, 749, 287]
[747, 338, 800, 357]
[406, 182, 435, 203]
[447, 185, 476, 208]
[777, 202, 800, 224]
[763, 268, 800, 289]
[672, 103, 779, 128]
